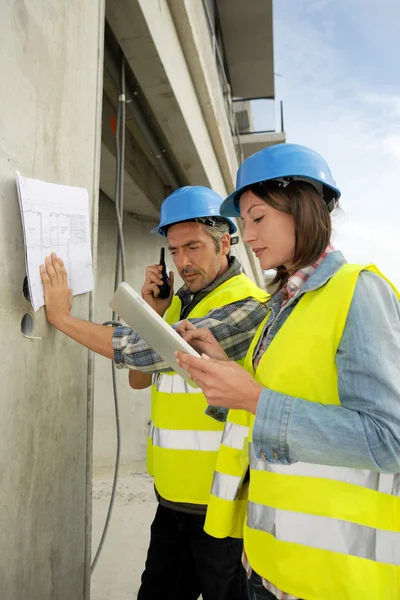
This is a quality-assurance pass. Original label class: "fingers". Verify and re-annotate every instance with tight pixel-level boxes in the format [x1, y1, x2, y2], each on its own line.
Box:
[57, 256, 68, 286]
[176, 351, 217, 375]
[182, 329, 208, 344]
[145, 265, 163, 286]
[43, 254, 59, 285]
[144, 283, 161, 298]
[175, 319, 195, 336]
[39, 264, 51, 291]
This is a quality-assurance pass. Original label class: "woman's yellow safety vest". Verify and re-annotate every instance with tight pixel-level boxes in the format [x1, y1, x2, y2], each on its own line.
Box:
[206, 264, 400, 600]
[147, 273, 268, 505]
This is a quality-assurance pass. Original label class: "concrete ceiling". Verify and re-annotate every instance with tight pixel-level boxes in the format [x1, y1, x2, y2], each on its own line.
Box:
[216, 0, 275, 99]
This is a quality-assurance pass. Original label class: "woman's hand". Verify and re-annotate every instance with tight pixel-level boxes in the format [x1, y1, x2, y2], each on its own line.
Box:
[175, 351, 262, 414]
[175, 320, 229, 360]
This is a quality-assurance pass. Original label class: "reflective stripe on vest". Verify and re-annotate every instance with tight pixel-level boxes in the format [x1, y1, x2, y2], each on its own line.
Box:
[247, 500, 400, 565]
[250, 444, 386, 491]
[221, 421, 249, 449]
[150, 423, 223, 452]
[211, 472, 242, 500]
[248, 444, 400, 564]
[208, 422, 250, 500]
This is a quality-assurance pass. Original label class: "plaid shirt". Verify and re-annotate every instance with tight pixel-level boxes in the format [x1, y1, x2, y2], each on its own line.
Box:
[112, 258, 268, 373]
[245, 245, 334, 600]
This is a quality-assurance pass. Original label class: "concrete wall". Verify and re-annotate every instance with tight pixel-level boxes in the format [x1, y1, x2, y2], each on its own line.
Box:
[93, 195, 163, 475]
[0, 1, 104, 598]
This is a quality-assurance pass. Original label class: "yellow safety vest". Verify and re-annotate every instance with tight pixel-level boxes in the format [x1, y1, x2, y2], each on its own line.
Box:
[204, 406, 251, 538]
[206, 264, 400, 599]
[147, 273, 268, 505]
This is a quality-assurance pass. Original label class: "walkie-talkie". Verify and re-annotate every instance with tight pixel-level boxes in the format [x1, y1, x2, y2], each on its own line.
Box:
[158, 247, 171, 299]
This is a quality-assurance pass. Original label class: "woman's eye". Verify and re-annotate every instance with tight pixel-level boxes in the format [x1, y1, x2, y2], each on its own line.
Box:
[254, 216, 264, 224]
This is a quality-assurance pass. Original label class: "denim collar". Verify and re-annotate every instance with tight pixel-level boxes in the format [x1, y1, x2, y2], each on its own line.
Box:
[302, 250, 347, 293]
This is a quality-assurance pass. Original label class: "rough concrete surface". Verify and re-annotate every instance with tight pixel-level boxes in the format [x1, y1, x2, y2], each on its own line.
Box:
[91, 473, 157, 600]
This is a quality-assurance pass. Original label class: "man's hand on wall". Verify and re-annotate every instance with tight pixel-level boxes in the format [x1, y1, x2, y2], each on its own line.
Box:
[40, 253, 73, 327]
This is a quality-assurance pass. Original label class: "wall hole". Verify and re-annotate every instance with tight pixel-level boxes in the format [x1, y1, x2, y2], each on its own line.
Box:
[23, 276, 31, 302]
[21, 313, 35, 337]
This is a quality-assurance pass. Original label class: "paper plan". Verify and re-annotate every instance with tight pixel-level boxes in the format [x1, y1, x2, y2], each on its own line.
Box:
[16, 172, 94, 312]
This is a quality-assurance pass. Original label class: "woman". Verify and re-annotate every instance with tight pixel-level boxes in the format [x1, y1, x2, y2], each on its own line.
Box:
[176, 143, 400, 600]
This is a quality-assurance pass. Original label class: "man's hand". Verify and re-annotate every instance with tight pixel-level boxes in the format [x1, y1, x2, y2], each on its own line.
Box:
[141, 264, 174, 317]
[175, 320, 229, 360]
[175, 351, 262, 415]
[40, 253, 73, 326]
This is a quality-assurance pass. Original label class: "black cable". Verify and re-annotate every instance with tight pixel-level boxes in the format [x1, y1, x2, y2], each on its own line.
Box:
[91, 54, 126, 574]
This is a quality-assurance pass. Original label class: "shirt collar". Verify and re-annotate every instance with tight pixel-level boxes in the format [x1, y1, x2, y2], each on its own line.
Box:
[282, 245, 336, 302]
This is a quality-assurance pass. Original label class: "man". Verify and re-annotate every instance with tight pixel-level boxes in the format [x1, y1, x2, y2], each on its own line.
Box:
[40, 186, 269, 600]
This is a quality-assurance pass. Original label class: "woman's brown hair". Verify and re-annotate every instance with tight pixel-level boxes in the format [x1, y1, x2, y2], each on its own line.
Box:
[247, 180, 332, 290]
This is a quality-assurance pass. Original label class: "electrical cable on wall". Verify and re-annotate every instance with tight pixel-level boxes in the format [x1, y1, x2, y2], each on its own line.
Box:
[91, 53, 126, 574]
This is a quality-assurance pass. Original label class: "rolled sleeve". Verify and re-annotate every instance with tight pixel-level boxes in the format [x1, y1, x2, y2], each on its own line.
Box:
[252, 388, 295, 464]
[112, 325, 170, 372]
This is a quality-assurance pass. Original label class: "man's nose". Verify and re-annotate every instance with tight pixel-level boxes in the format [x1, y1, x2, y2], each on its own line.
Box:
[174, 251, 191, 270]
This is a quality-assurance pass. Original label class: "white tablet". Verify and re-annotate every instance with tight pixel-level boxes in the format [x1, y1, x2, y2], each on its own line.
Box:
[109, 282, 200, 385]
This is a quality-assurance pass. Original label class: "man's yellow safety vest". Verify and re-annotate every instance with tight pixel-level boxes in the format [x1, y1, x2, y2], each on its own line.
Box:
[147, 273, 268, 505]
[206, 264, 400, 600]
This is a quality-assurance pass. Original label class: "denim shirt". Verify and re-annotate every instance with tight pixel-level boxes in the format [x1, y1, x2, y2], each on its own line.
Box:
[210, 251, 400, 474]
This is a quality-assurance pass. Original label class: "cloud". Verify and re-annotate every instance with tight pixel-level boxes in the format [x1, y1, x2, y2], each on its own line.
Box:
[273, 1, 400, 284]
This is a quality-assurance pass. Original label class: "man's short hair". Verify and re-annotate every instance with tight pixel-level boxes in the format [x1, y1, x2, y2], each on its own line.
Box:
[196, 217, 230, 252]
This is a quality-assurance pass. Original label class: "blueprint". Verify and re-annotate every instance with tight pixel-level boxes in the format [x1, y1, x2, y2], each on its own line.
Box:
[16, 173, 94, 311]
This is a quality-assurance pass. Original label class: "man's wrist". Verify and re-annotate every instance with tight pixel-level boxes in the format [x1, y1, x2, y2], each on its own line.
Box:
[49, 312, 72, 331]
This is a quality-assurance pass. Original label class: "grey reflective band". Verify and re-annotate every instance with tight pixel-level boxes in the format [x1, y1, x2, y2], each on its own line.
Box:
[247, 501, 400, 565]
[154, 373, 201, 394]
[221, 422, 249, 450]
[249, 443, 396, 494]
[149, 423, 223, 452]
[211, 471, 242, 501]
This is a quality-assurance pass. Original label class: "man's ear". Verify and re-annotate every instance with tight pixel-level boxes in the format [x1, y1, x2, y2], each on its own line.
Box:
[221, 232, 231, 256]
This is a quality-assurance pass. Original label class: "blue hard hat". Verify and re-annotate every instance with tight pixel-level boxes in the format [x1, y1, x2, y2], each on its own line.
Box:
[151, 186, 237, 236]
[220, 143, 341, 217]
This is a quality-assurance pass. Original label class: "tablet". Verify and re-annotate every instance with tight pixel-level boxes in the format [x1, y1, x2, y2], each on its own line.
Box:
[109, 282, 200, 385]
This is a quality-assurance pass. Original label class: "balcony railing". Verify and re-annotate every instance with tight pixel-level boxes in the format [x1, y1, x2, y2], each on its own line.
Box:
[232, 98, 285, 136]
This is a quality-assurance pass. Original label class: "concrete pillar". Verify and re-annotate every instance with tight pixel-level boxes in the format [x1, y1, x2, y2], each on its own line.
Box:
[0, 1, 104, 598]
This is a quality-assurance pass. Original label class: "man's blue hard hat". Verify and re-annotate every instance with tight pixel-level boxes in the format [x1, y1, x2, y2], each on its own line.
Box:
[220, 143, 341, 217]
[152, 186, 237, 236]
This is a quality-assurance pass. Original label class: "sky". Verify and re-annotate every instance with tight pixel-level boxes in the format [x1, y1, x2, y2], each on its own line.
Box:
[255, 0, 400, 285]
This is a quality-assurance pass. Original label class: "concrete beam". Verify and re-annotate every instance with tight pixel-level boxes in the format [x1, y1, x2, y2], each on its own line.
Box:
[216, 0, 275, 99]
[106, 0, 228, 196]
[240, 132, 287, 159]
[166, 0, 239, 191]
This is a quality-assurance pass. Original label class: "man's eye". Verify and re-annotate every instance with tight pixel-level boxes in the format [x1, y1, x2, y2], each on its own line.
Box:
[189, 246, 199, 250]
